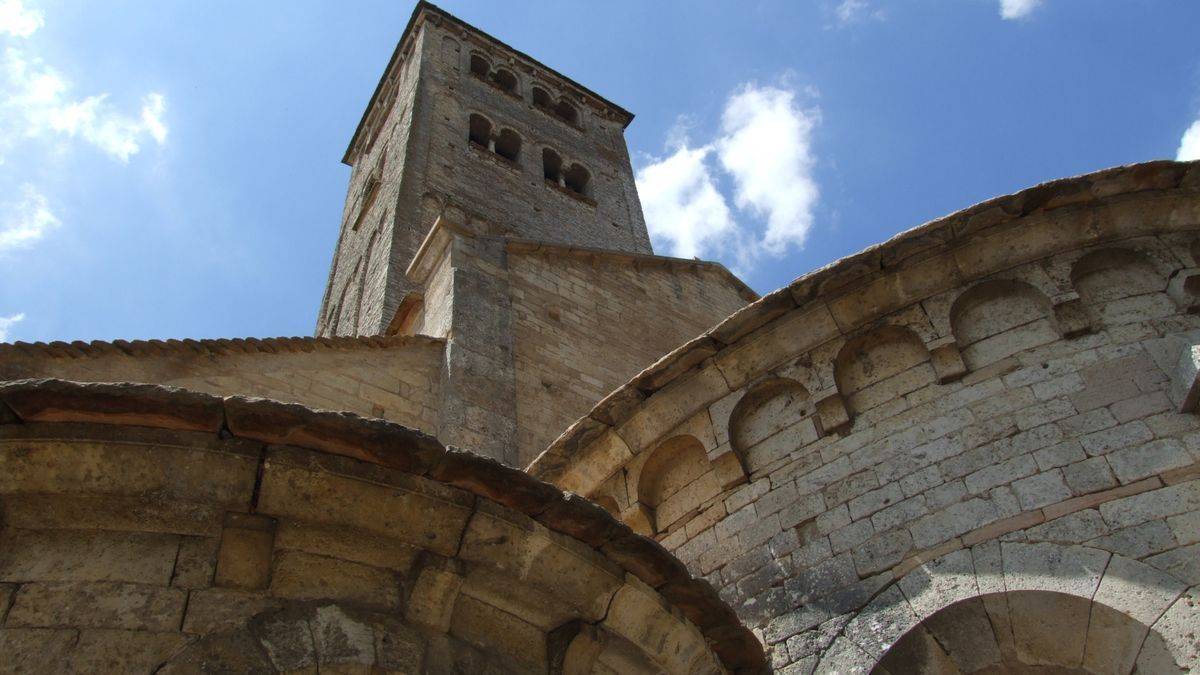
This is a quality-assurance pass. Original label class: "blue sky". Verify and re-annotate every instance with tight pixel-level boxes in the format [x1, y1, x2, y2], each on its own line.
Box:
[1, 0, 1198, 343]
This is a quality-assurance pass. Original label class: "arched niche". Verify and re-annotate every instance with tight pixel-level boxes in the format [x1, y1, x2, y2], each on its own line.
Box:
[949, 279, 1058, 369]
[874, 590, 1178, 674]
[1070, 248, 1171, 325]
[636, 435, 720, 534]
[729, 377, 817, 474]
[833, 325, 933, 415]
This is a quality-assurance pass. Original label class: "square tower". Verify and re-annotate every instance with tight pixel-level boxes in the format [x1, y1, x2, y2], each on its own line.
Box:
[316, 2, 651, 337]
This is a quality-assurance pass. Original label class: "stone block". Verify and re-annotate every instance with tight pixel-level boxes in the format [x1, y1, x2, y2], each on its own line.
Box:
[6, 581, 186, 631]
[461, 506, 623, 620]
[0, 529, 178, 585]
[181, 588, 281, 634]
[852, 530, 913, 578]
[1143, 586, 1200, 673]
[257, 446, 473, 557]
[1012, 470, 1071, 510]
[1106, 438, 1191, 483]
[1063, 456, 1118, 495]
[929, 341, 968, 383]
[0, 628, 77, 672]
[215, 513, 276, 590]
[1050, 297, 1093, 338]
[172, 536, 218, 589]
[1001, 542, 1109, 598]
[710, 449, 749, 490]
[814, 392, 851, 435]
[68, 629, 190, 673]
[270, 551, 400, 609]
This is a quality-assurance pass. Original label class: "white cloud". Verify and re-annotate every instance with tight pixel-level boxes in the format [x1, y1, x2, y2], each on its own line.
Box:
[717, 85, 820, 257]
[835, 0, 884, 25]
[1178, 119, 1200, 161]
[0, 312, 24, 342]
[0, 0, 42, 37]
[0, 183, 59, 252]
[2, 48, 168, 162]
[637, 141, 736, 260]
[1000, 0, 1042, 20]
[636, 83, 821, 268]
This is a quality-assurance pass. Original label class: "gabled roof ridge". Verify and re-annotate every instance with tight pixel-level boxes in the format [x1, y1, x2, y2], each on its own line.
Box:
[0, 333, 446, 360]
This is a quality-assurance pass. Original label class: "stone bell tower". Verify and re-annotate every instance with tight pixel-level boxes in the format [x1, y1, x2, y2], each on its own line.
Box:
[312, 2, 752, 467]
[316, 1, 652, 339]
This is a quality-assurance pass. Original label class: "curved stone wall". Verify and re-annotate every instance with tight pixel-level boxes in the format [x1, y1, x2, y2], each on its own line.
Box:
[530, 160, 1200, 673]
[0, 380, 764, 673]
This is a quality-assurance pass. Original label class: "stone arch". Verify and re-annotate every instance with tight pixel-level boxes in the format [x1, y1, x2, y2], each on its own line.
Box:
[468, 112, 492, 147]
[492, 67, 519, 94]
[833, 324, 933, 414]
[469, 52, 490, 78]
[543, 147, 563, 183]
[636, 435, 721, 534]
[816, 544, 1196, 674]
[1070, 247, 1171, 325]
[729, 377, 817, 473]
[532, 85, 554, 109]
[563, 163, 590, 197]
[949, 279, 1058, 369]
[555, 99, 579, 126]
[494, 127, 521, 162]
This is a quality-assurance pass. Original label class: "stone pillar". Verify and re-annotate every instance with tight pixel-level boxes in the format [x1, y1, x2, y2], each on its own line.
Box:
[437, 235, 520, 465]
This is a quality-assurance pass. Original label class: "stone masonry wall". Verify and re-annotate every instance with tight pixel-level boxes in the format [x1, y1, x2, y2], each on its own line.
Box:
[0, 336, 445, 435]
[509, 246, 752, 467]
[0, 381, 762, 673]
[531, 161, 1200, 673]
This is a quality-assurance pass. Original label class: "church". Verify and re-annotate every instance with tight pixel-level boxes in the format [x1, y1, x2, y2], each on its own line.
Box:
[0, 2, 1198, 672]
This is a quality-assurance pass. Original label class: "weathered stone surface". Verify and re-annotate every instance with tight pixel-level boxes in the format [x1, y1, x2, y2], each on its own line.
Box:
[215, 513, 277, 590]
[0, 379, 224, 432]
[429, 446, 561, 515]
[0, 529, 178, 585]
[269, 551, 400, 609]
[7, 582, 186, 631]
[225, 396, 444, 474]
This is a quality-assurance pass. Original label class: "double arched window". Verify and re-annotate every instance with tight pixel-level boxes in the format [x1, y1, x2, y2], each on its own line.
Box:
[468, 53, 518, 95]
[542, 147, 590, 198]
[468, 114, 521, 164]
[532, 86, 579, 127]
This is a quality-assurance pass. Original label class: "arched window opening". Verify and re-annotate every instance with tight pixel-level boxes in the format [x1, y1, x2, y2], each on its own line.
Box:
[543, 148, 563, 184]
[468, 114, 492, 149]
[532, 86, 553, 110]
[493, 128, 521, 163]
[563, 164, 590, 196]
[637, 435, 720, 534]
[469, 54, 489, 79]
[554, 100, 579, 126]
[491, 68, 518, 94]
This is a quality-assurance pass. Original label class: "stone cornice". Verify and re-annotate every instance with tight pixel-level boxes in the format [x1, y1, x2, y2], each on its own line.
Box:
[344, 1, 636, 165]
[0, 378, 766, 673]
[528, 159, 1200, 483]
